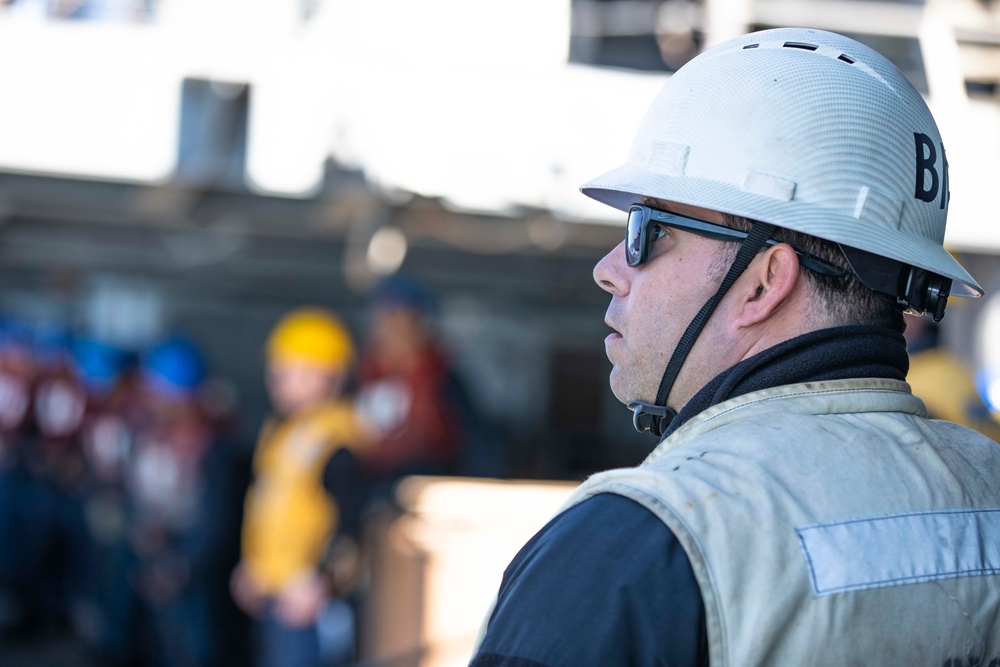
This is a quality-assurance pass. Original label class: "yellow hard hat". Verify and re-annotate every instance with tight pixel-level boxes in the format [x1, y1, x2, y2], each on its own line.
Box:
[266, 308, 354, 370]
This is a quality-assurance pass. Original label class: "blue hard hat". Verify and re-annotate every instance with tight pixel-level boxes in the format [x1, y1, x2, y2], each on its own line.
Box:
[33, 322, 72, 364]
[370, 275, 436, 314]
[141, 336, 206, 393]
[71, 337, 130, 391]
[0, 318, 35, 352]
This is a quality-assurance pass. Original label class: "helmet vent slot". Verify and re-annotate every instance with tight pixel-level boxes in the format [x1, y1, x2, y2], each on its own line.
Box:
[743, 43, 759, 50]
[783, 41, 818, 51]
[838, 54, 856, 64]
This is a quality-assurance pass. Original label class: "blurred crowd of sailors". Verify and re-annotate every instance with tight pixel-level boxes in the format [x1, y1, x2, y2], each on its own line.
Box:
[0, 276, 485, 667]
[0, 322, 244, 666]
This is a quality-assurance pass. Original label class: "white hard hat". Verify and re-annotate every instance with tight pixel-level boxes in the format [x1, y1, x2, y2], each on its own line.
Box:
[581, 27, 982, 303]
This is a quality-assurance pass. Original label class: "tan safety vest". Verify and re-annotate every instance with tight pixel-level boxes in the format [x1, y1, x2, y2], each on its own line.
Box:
[476, 379, 1000, 664]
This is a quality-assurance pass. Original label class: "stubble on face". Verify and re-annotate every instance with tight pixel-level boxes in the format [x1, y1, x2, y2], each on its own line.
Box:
[602, 242, 728, 406]
[598, 200, 738, 409]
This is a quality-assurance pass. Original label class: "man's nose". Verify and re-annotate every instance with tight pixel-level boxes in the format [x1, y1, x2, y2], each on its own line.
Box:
[594, 241, 629, 297]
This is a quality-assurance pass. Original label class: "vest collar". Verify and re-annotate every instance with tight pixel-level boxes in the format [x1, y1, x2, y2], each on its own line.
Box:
[643, 378, 926, 465]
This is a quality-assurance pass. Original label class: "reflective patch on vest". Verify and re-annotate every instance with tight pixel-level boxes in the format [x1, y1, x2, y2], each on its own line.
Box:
[796, 509, 1000, 595]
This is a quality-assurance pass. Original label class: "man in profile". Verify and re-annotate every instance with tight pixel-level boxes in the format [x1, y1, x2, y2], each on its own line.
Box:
[471, 28, 1000, 665]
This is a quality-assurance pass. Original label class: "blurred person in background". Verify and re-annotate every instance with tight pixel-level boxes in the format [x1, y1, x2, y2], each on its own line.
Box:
[0, 323, 134, 650]
[0, 322, 35, 466]
[231, 308, 368, 667]
[74, 336, 141, 664]
[0, 320, 45, 637]
[29, 325, 91, 502]
[903, 313, 1000, 440]
[0, 320, 98, 644]
[28, 328, 122, 649]
[355, 276, 464, 496]
[121, 335, 237, 667]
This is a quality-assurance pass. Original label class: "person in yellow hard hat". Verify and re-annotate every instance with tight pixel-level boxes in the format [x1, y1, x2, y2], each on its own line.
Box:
[904, 314, 1000, 441]
[230, 308, 368, 667]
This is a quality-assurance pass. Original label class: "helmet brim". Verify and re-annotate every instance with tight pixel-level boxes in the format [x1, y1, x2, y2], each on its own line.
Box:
[581, 166, 983, 298]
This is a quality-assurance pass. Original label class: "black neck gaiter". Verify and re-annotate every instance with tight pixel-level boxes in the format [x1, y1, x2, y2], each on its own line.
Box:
[661, 325, 909, 441]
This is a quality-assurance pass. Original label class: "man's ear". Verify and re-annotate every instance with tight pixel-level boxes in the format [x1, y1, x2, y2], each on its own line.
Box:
[732, 243, 802, 327]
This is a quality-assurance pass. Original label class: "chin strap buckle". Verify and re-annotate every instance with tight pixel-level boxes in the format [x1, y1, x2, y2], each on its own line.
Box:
[627, 401, 677, 438]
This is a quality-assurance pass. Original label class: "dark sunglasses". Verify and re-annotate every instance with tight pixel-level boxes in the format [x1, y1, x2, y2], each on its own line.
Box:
[625, 204, 846, 278]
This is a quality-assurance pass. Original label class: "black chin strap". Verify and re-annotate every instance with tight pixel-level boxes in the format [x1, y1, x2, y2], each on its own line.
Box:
[629, 221, 776, 437]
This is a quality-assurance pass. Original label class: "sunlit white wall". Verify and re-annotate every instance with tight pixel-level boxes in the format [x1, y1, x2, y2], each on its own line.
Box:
[1, 0, 999, 242]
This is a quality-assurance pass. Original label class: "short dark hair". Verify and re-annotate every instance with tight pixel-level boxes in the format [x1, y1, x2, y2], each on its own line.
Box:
[714, 213, 905, 333]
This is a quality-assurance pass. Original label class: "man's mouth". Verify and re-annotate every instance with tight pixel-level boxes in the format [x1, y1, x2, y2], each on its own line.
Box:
[605, 320, 622, 342]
